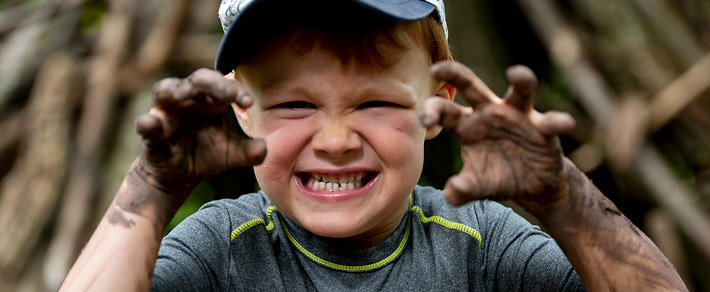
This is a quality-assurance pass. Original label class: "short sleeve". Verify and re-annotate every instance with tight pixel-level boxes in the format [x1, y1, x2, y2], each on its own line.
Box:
[477, 201, 586, 291]
[151, 202, 232, 291]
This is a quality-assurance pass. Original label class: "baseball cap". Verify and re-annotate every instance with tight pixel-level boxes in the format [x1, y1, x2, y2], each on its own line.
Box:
[215, 0, 448, 74]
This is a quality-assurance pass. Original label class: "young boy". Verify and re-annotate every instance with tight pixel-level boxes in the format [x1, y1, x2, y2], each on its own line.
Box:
[62, 0, 687, 291]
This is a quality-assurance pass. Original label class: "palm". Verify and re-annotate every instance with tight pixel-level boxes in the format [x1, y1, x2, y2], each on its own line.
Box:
[421, 62, 574, 206]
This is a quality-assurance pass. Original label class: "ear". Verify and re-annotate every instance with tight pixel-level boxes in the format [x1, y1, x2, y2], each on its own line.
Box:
[224, 73, 256, 138]
[231, 103, 254, 138]
[425, 82, 456, 139]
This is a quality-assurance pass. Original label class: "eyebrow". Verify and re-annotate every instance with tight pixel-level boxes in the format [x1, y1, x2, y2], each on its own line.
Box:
[359, 81, 419, 100]
[262, 82, 417, 103]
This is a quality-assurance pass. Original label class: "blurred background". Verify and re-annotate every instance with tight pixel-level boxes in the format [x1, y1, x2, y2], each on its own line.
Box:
[0, 0, 708, 291]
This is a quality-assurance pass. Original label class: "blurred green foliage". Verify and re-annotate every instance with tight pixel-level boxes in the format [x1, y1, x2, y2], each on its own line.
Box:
[166, 180, 215, 234]
[78, 0, 106, 30]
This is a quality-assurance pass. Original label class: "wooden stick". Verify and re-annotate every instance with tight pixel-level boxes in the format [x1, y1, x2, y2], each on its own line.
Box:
[629, 0, 705, 69]
[648, 52, 710, 131]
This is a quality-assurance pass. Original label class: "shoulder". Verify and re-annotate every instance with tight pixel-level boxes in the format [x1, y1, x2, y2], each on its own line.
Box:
[165, 192, 274, 240]
[412, 185, 516, 224]
[200, 191, 273, 214]
[411, 185, 539, 243]
[193, 191, 275, 231]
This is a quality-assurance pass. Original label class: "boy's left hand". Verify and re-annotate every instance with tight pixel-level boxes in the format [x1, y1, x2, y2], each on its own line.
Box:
[419, 61, 576, 211]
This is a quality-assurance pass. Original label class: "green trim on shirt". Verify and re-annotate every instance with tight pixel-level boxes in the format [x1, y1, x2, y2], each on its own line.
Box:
[409, 205, 482, 245]
[230, 206, 278, 241]
[279, 214, 412, 272]
[229, 194, 481, 272]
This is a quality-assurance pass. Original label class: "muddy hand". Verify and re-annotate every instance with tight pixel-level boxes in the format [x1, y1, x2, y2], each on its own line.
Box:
[133, 69, 266, 195]
[419, 61, 575, 208]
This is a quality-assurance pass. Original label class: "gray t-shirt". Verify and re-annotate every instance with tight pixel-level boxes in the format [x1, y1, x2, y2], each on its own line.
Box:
[152, 185, 585, 291]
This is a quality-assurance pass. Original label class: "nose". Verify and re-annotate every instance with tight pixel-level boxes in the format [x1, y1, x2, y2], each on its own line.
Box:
[312, 117, 361, 158]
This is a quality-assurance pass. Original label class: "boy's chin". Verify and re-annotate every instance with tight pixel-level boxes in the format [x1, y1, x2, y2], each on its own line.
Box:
[299, 215, 369, 239]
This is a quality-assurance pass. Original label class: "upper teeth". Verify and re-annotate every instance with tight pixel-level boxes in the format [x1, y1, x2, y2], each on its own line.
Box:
[307, 172, 366, 191]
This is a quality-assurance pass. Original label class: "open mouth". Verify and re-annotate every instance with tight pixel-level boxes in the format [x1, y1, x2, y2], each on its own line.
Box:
[299, 171, 377, 192]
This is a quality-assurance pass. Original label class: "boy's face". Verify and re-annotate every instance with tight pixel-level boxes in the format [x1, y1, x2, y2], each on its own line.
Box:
[234, 42, 450, 248]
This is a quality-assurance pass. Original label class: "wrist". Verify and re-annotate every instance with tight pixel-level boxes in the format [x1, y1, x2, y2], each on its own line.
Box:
[129, 157, 199, 196]
[521, 158, 601, 231]
[115, 158, 196, 226]
[514, 157, 575, 217]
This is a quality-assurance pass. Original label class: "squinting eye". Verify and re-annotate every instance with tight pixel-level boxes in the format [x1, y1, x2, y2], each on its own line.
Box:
[357, 100, 401, 109]
[272, 101, 316, 109]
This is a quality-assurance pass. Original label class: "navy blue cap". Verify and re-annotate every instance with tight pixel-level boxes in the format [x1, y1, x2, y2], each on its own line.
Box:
[215, 0, 447, 74]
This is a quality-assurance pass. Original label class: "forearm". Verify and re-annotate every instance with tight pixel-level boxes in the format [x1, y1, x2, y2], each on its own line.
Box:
[530, 159, 687, 292]
[61, 203, 163, 291]
[61, 162, 189, 291]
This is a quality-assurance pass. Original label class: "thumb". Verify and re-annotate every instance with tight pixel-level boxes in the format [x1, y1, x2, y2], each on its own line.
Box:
[418, 97, 465, 132]
[224, 136, 267, 169]
[444, 175, 487, 206]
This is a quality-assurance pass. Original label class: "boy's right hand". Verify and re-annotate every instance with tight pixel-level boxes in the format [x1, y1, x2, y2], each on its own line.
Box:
[60, 69, 267, 291]
[131, 69, 266, 201]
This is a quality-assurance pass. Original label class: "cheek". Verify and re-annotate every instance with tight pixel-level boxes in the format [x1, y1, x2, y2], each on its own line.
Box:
[359, 110, 426, 157]
[392, 113, 424, 137]
[374, 110, 425, 141]
[371, 111, 426, 187]
[251, 117, 314, 186]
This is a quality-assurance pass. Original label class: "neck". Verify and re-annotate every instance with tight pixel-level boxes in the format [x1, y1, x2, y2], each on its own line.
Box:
[322, 201, 410, 250]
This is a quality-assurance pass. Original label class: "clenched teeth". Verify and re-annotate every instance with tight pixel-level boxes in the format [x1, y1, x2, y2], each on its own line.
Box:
[305, 172, 367, 191]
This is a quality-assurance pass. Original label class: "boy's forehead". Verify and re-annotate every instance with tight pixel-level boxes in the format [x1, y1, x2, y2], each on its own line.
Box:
[215, 0, 448, 75]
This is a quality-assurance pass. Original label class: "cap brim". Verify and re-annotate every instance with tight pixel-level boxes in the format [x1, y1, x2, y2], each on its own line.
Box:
[214, 0, 435, 74]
